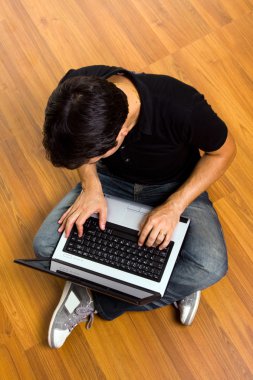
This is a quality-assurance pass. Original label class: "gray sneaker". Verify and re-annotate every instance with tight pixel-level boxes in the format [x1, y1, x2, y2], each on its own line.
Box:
[48, 281, 95, 348]
[174, 291, 201, 325]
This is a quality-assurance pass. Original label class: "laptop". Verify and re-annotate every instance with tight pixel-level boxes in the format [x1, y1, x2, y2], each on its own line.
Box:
[15, 194, 190, 305]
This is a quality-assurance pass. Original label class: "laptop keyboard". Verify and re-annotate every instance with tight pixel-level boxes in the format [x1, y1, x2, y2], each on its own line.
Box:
[63, 217, 174, 282]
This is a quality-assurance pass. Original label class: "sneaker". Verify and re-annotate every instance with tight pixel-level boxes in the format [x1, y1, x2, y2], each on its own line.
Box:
[48, 281, 95, 348]
[174, 291, 201, 325]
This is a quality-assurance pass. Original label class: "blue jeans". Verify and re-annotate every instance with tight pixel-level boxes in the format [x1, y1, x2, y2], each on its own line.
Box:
[33, 166, 228, 320]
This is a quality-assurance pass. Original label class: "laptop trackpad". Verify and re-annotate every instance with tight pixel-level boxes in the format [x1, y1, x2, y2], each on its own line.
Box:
[107, 200, 150, 231]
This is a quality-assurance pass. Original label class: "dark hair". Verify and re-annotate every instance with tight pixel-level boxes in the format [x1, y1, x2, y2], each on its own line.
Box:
[43, 76, 128, 169]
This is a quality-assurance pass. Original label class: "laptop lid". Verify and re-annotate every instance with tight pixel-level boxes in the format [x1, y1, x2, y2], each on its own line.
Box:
[14, 258, 161, 305]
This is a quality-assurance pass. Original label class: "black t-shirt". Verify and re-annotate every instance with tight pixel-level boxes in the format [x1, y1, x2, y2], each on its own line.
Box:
[60, 65, 228, 184]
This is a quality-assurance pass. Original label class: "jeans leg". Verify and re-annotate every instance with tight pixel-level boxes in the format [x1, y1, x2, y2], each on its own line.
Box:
[33, 183, 82, 258]
[166, 192, 228, 298]
[144, 192, 228, 309]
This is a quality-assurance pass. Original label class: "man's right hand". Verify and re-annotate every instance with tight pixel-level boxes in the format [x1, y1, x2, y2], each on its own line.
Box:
[57, 189, 107, 238]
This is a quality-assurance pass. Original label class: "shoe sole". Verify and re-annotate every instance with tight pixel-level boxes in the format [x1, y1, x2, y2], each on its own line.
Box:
[48, 281, 72, 348]
[183, 291, 201, 325]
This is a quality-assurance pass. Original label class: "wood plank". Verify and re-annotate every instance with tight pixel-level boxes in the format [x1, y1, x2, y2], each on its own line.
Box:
[0, 0, 253, 379]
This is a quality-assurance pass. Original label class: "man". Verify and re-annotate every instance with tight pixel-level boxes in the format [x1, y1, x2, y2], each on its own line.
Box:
[34, 65, 236, 349]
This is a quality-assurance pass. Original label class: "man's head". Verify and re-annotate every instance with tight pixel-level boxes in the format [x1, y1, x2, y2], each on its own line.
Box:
[43, 76, 129, 169]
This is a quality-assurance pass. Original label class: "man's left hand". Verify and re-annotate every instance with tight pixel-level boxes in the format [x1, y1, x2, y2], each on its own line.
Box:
[138, 202, 181, 250]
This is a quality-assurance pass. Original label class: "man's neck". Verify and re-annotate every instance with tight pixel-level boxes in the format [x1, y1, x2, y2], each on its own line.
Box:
[107, 75, 141, 132]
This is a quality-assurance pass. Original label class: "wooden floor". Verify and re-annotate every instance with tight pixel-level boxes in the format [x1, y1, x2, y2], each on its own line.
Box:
[1, 0, 253, 379]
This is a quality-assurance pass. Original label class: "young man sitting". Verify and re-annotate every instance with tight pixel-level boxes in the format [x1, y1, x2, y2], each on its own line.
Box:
[34, 65, 236, 348]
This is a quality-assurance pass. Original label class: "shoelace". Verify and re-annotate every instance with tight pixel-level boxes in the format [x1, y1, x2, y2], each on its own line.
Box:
[65, 304, 95, 331]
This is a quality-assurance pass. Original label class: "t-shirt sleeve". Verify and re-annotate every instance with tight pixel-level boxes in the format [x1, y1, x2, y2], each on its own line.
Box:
[186, 92, 228, 152]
